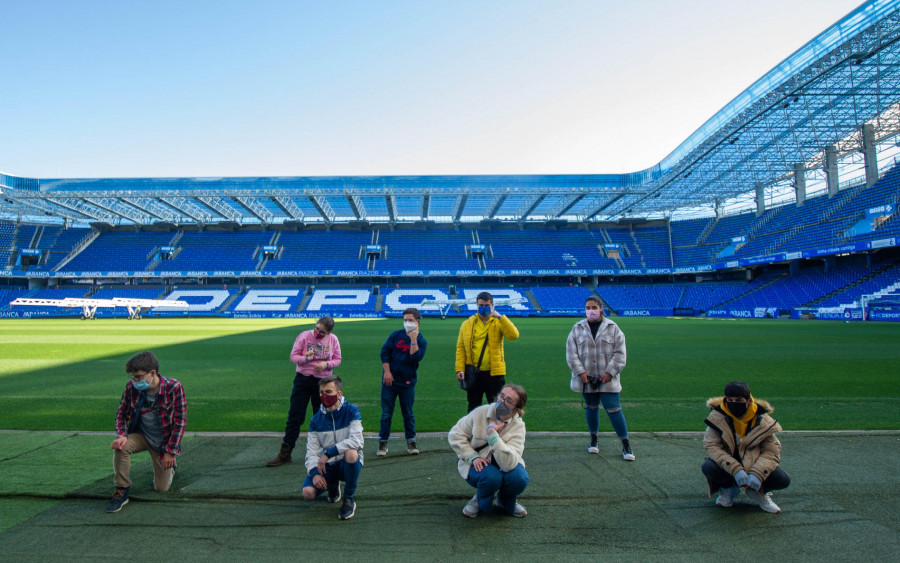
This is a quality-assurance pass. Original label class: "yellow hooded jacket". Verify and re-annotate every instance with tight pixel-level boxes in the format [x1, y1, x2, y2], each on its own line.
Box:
[455, 314, 520, 377]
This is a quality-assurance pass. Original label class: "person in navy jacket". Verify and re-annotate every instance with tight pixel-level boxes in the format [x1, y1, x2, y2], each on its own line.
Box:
[302, 376, 363, 520]
[377, 308, 427, 457]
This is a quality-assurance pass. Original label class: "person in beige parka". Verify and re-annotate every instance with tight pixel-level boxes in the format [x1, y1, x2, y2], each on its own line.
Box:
[702, 380, 791, 513]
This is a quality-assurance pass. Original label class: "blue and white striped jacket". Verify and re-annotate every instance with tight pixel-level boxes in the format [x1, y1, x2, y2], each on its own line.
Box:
[305, 397, 364, 477]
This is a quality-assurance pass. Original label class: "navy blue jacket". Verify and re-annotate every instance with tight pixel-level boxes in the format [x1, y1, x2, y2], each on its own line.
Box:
[380, 329, 427, 387]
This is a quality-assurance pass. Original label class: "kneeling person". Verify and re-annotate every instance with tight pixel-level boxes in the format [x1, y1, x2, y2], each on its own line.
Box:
[302, 376, 364, 520]
[702, 380, 791, 513]
[108, 351, 187, 513]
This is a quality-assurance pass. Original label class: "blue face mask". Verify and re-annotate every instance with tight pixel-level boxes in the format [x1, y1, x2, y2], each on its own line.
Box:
[133, 379, 151, 391]
[477, 305, 492, 317]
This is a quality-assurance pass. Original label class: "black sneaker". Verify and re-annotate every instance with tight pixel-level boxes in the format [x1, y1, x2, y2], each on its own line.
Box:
[338, 497, 356, 520]
[106, 487, 130, 513]
[588, 435, 599, 454]
[377, 442, 388, 457]
[622, 439, 635, 461]
[327, 484, 342, 503]
[406, 441, 419, 455]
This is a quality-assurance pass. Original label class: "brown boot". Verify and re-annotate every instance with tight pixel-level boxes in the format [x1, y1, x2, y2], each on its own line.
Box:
[266, 443, 292, 467]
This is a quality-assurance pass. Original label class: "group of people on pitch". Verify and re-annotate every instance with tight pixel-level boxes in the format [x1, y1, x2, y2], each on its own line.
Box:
[107, 291, 791, 518]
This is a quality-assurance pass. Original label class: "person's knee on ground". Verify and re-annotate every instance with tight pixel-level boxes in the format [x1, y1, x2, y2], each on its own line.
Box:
[153, 470, 174, 492]
[302, 486, 318, 500]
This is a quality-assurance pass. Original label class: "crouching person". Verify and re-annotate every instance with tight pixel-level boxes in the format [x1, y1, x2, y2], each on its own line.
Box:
[302, 376, 363, 520]
[108, 351, 187, 513]
[702, 380, 791, 513]
[448, 383, 529, 518]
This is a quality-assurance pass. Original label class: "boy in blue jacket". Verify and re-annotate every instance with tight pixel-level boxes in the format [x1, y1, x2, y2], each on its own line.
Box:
[377, 308, 427, 456]
[302, 376, 364, 520]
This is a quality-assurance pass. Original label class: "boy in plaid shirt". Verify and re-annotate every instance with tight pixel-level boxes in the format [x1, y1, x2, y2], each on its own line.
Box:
[107, 351, 187, 513]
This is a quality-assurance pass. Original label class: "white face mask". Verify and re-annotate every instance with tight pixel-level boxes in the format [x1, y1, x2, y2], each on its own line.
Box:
[403, 321, 417, 332]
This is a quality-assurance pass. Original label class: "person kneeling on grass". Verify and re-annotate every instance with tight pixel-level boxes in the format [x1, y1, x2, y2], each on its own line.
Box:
[302, 376, 363, 520]
[107, 351, 187, 513]
[448, 383, 529, 518]
[702, 380, 791, 514]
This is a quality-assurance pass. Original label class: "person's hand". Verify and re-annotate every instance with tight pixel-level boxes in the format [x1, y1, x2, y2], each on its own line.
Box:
[472, 457, 488, 472]
[317, 454, 329, 475]
[407, 329, 419, 340]
[456, 371, 464, 381]
[490, 310, 502, 319]
[314, 361, 327, 371]
[734, 469, 749, 487]
[110, 436, 127, 450]
[312, 474, 327, 490]
[383, 371, 394, 386]
[487, 421, 507, 435]
[305, 348, 314, 361]
[579, 373, 589, 384]
[747, 474, 762, 491]
[600, 372, 612, 384]
[161, 452, 176, 470]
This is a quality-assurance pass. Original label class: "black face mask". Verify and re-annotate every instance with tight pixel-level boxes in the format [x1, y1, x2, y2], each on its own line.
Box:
[726, 401, 748, 417]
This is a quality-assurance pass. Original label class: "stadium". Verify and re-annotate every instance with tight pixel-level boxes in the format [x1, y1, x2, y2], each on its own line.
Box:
[2, 3, 900, 321]
[1, 1, 899, 561]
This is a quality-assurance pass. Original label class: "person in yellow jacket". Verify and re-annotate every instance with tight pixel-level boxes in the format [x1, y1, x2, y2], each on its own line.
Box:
[455, 291, 520, 412]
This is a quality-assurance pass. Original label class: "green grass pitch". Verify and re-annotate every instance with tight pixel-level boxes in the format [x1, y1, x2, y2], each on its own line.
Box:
[0, 316, 897, 432]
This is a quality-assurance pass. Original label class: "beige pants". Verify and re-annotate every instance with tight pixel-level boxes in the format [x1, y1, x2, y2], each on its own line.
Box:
[113, 433, 175, 491]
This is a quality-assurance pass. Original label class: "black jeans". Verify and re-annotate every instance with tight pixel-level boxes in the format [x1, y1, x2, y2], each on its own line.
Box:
[701, 457, 791, 493]
[282, 373, 321, 449]
[466, 370, 505, 413]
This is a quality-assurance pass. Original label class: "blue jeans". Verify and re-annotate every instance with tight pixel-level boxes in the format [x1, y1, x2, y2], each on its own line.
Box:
[465, 462, 529, 515]
[583, 392, 628, 439]
[379, 383, 416, 443]
[302, 458, 362, 499]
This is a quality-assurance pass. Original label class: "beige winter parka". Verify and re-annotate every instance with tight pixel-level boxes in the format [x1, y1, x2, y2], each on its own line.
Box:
[703, 397, 783, 482]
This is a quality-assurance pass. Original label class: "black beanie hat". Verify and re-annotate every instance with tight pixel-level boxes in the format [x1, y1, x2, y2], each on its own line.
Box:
[724, 380, 751, 399]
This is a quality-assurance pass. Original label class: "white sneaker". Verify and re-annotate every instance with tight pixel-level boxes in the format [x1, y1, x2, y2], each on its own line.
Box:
[494, 499, 528, 517]
[744, 488, 781, 513]
[715, 485, 739, 508]
[462, 495, 479, 518]
[621, 439, 635, 461]
[588, 436, 599, 454]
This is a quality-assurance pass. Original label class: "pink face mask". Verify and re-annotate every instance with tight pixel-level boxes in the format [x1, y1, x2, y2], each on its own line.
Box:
[585, 309, 601, 322]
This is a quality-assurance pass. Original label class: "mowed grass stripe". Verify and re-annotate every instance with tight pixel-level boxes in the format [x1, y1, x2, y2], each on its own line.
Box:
[0, 317, 897, 431]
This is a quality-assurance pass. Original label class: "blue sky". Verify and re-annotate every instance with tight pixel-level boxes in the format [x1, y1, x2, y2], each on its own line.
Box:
[0, 0, 863, 179]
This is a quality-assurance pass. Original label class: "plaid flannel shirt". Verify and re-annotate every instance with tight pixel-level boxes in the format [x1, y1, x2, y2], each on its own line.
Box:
[115, 376, 187, 456]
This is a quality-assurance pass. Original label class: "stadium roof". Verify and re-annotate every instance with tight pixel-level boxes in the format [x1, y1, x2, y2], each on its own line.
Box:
[3, 0, 900, 228]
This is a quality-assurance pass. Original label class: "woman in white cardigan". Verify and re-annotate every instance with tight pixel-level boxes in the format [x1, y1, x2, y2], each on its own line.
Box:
[448, 383, 529, 518]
